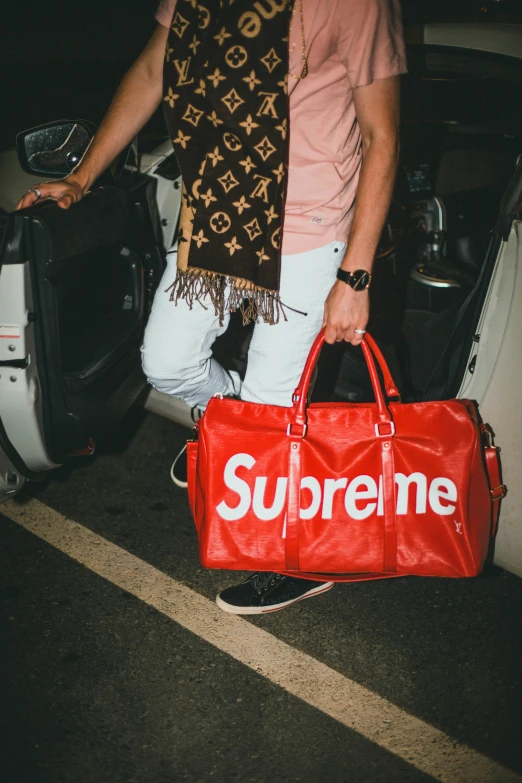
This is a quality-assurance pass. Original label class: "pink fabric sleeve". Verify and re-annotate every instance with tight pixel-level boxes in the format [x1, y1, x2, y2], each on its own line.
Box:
[339, 0, 407, 89]
[156, 0, 178, 28]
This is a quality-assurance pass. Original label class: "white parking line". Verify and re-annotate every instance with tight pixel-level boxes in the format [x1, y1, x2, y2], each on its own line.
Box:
[4, 498, 521, 783]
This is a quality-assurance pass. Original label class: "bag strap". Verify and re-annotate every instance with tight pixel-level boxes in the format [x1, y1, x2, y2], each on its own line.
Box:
[379, 418, 398, 573]
[285, 431, 303, 571]
[481, 423, 506, 536]
[280, 570, 403, 583]
[285, 329, 399, 574]
[284, 429, 398, 574]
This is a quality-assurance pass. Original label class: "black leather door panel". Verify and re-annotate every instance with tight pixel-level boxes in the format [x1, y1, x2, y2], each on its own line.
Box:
[29, 186, 130, 261]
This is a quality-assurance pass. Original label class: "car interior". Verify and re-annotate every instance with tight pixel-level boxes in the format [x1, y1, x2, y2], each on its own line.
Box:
[214, 51, 522, 407]
[335, 61, 522, 404]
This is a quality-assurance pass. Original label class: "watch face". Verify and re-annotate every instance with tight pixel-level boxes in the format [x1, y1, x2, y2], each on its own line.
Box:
[351, 270, 371, 290]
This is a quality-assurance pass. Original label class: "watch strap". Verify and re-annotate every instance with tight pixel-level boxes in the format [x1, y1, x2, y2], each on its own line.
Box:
[336, 268, 372, 290]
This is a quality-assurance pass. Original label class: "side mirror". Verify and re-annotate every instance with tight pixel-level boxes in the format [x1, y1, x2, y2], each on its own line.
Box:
[16, 119, 97, 179]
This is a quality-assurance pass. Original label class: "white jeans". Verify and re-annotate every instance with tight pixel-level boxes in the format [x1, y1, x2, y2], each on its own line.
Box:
[141, 240, 346, 410]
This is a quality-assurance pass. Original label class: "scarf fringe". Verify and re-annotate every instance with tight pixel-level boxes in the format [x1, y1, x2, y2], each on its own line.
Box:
[165, 268, 287, 327]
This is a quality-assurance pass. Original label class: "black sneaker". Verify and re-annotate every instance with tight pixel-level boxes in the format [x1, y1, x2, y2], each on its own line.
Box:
[170, 444, 187, 488]
[216, 573, 334, 615]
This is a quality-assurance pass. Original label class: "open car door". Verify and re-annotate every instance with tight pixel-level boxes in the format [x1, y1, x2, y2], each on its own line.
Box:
[0, 129, 165, 497]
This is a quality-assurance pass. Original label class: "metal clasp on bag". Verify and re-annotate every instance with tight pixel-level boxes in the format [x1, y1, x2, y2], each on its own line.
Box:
[491, 484, 507, 501]
[287, 422, 308, 438]
[482, 424, 494, 448]
[375, 421, 395, 438]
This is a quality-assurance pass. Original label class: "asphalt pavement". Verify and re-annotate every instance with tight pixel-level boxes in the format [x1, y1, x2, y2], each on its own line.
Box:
[1, 409, 522, 783]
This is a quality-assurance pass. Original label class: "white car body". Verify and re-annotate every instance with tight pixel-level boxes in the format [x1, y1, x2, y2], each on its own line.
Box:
[402, 22, 522, 577]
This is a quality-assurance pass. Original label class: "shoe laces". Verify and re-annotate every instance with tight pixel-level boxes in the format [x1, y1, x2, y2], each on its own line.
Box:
[249, 572, 284, 596]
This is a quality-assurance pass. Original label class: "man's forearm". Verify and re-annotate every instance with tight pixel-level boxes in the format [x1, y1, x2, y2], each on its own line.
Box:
[71, 63, 163, 190]
[70, 28, 168, 191]
[340, 135, 399, 273]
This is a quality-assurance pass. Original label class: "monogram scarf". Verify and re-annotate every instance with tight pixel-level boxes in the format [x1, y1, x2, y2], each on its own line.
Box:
[162, 0, 293, 324]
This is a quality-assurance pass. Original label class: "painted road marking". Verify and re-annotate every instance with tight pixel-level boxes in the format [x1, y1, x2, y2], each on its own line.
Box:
[4, 498, 521, 783]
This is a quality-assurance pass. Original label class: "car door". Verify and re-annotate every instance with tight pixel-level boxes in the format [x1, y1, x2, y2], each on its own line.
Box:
[0, 165, 165, 480]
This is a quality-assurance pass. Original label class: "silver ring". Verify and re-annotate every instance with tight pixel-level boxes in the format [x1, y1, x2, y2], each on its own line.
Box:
[31, 187, 42, 200]
[354, 328, 367, 335]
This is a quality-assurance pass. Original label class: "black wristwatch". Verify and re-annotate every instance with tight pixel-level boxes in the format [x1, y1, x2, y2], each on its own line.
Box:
[336, 268, 372, 291]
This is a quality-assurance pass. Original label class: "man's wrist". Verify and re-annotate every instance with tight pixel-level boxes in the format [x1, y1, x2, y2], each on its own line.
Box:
[67, 168, 94, 192]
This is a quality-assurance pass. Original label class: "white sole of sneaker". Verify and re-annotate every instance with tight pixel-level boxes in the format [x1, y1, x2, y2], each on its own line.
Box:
[215, 581, 335, 615]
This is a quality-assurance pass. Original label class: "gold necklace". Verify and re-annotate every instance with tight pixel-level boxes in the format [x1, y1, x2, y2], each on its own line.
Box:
[288, 0, 308, 82]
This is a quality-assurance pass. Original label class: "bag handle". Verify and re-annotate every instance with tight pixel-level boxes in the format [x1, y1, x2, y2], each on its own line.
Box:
[365, 334, 401, 401]
[291, 330, 399, 431]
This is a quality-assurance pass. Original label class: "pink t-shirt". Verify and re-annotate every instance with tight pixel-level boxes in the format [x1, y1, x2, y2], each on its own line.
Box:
[156, 0, 407, 255]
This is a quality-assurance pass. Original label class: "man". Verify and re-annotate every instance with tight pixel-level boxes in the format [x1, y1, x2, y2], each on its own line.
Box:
[18, 0, 407, 614]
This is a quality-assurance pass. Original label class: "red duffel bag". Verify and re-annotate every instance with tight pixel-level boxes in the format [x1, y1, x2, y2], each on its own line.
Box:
[186, 330, 505, 580]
